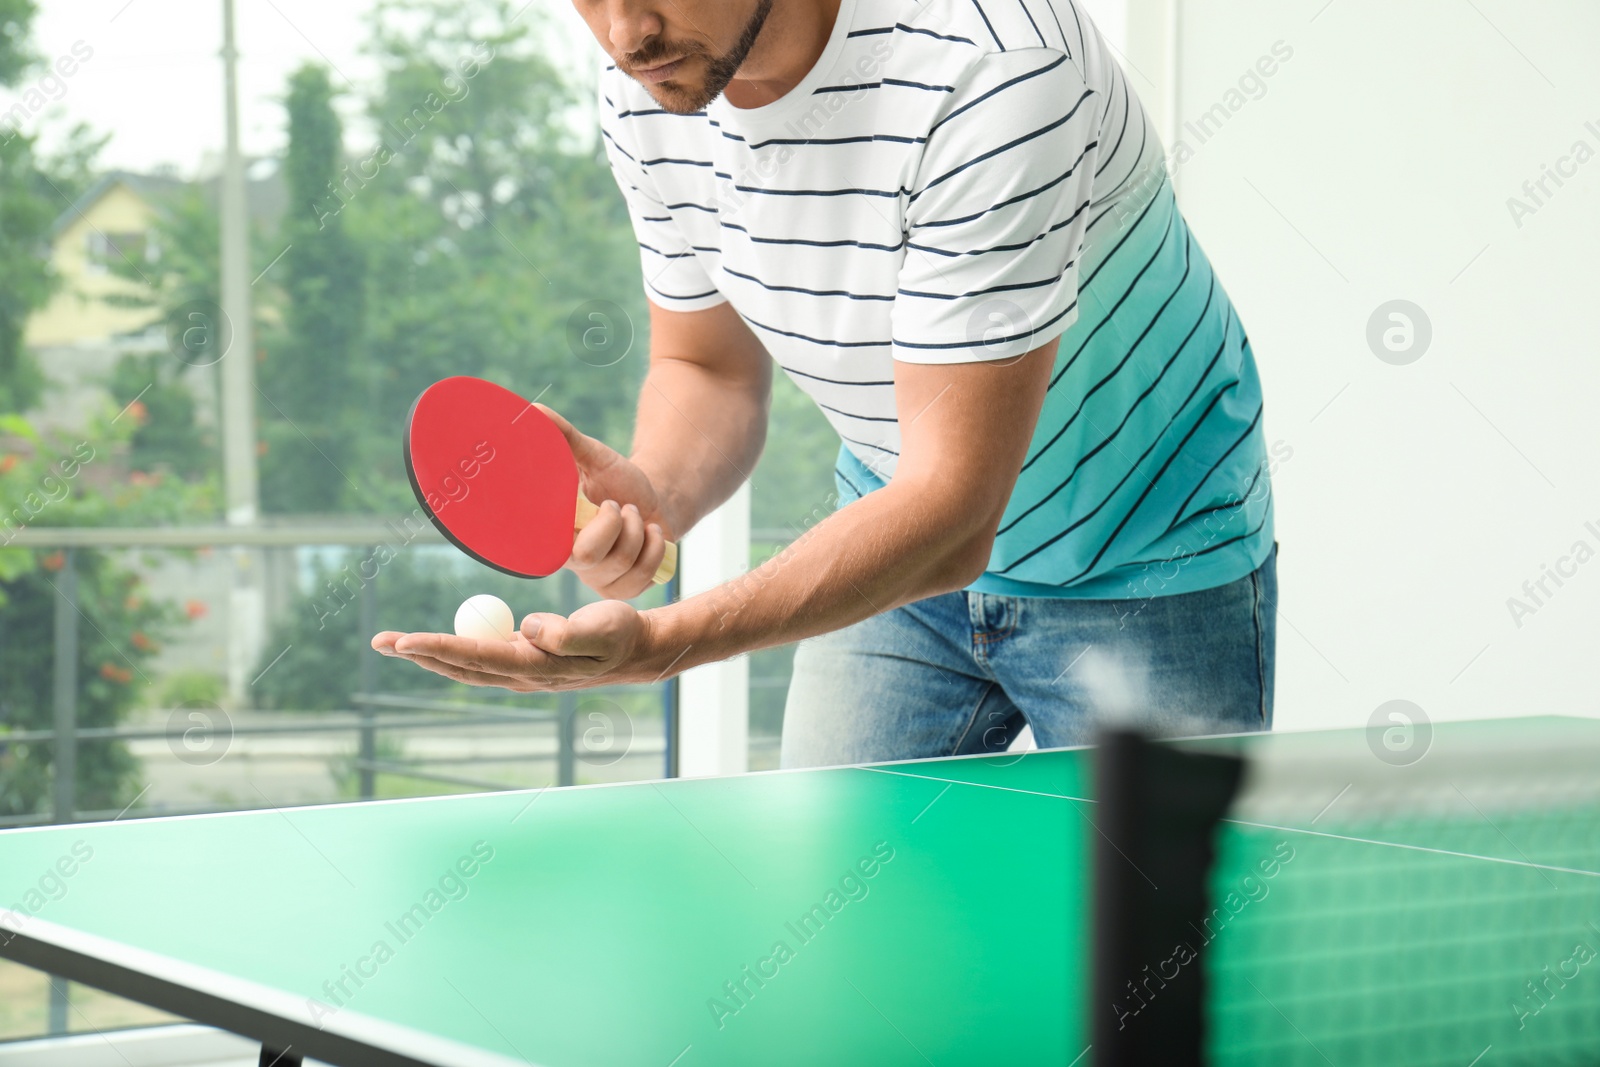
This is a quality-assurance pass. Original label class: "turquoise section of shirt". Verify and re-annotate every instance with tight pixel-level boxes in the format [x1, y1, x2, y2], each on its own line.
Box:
[834, 176, 1276, 600]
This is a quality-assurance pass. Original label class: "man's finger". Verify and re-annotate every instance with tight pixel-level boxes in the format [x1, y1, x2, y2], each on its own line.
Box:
[570, 500, 623, 569]
[599, 523, 666, 600]
[395, 652, 530, 690]
[533, 402, 617, 469]
[521, 602, 629, 659]
[392, 632, 550, 677]
[371, 631, 407, 654]
[588, 504, 647, 587]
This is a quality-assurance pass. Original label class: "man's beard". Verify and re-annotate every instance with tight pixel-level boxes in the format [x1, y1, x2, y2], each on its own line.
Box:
[626, 0, 775, 114]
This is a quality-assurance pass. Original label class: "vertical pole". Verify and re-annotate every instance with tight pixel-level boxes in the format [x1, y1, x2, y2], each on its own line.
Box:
[357, 552, 377, 799]
[556, 570, 576, 787]
[220, 0, 264, 706]
[49, 549, 77, 1035]
[219, 0, 257, 526]
[1166, 0, 1183, 198]
[1122, 0, 1183, 191]
[676, 483, 750, 778]
[662, 574, 678, 779]
[47, 976, 69, 1037]
[51, 549, 77, 824]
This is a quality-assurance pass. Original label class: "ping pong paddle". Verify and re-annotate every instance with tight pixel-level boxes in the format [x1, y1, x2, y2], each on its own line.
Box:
[403, 376, 677, 584]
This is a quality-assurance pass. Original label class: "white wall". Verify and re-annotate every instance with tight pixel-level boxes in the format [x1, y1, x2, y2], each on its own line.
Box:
[1161, 0, 1600, 729]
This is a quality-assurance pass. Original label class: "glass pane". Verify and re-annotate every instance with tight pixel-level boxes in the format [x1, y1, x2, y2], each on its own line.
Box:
[747, 373, 842, 771]
[0, 0, 669, 1042]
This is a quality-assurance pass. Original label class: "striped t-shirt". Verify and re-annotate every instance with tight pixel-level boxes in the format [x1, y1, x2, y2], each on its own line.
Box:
[599, 0, 1274, 599]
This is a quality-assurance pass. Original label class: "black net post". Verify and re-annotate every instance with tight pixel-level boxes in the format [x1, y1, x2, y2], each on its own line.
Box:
[1092, 730, 1244, 1067]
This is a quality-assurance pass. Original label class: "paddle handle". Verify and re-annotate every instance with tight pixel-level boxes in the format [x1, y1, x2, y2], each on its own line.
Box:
[574, 493, 678, 585]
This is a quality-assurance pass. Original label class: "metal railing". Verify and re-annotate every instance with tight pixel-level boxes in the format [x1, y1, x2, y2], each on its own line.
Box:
[0, 524, 689, 825]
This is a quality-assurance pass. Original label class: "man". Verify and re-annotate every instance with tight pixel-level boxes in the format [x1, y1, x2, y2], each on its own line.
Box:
[375, 0, 1278, 765]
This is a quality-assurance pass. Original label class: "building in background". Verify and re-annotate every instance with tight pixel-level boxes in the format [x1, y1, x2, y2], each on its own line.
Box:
[25, 161, 283, 434]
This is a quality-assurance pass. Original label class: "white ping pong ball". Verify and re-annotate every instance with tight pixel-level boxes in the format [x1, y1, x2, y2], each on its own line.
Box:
[454, 594, 516, 642]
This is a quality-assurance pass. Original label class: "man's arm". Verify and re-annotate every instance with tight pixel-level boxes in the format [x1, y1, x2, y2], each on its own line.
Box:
[631, 299, 772, 537]
[558, 299, 771, 597]
[638, 339, 1057, 669]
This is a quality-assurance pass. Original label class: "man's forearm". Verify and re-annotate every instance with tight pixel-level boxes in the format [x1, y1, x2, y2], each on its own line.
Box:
[641, 479, 992, 675]
[630, 354, 768, 537]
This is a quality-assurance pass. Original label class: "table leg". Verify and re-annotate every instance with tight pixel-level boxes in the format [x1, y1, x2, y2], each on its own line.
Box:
[260, 1047, 302, 1067]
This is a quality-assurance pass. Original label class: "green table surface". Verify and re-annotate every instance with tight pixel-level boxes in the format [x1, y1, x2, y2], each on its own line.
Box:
[0, 747, 1092, 1067]
[3, 716, 1597, 1067]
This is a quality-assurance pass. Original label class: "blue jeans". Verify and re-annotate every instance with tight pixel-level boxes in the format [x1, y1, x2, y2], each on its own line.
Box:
[780, 546, 1277, 768]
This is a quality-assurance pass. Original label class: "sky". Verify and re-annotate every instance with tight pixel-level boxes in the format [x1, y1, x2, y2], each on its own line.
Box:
[2, 0, 595, 176]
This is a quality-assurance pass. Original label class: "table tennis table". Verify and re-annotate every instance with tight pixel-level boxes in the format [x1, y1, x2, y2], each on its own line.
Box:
[2, 715, 1598, 1066]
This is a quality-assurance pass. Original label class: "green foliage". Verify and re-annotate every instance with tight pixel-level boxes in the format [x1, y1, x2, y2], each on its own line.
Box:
[0, 548, 174, 818]
[0, 0, 107, 413]
[105, 186, 236, 340]
[0, 133, 58, 412]
[261, 64, 366, 514]
[0, 408, 213, 818]
[108, 353, 216, 482]
[0, 0, 36, 87]
[156, 669, 226, 709]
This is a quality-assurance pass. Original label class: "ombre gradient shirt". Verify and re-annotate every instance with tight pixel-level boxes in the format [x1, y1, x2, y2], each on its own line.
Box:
[599, 0, 1274, 598]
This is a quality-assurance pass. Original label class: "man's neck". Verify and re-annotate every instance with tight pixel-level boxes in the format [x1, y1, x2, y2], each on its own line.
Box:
[722, 0, 842, 109]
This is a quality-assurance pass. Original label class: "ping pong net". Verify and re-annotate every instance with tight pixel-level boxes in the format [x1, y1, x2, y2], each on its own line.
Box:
[1091, 719, 1600, 1067]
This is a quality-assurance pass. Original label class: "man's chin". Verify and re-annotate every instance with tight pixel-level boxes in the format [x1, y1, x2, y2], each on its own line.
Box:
[641, 79, 717, 115]
[630, 75, 713, 114]
[620, 55, 716, 113]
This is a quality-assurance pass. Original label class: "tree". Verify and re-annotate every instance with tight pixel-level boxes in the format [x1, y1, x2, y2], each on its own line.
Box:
[0, 132, 53, 412]
[0, 411, 211, 819]
[0, 0, 109, 412]
[0, 0, 36, 86]
[0, 0, 51, 414]
[259, 64, 368, 514]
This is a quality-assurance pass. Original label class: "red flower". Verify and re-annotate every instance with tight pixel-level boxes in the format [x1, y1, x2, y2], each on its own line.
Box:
[40, 551, 65, 572]
[99, 662, 133, 683]
[184, 599, 208, 620]
[130, 631, 154, 651]
[0, 454, 16, 475]
[125, 400, 148, 424]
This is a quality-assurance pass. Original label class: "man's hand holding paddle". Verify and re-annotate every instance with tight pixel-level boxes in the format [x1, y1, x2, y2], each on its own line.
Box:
[537, 405, 676, 600]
